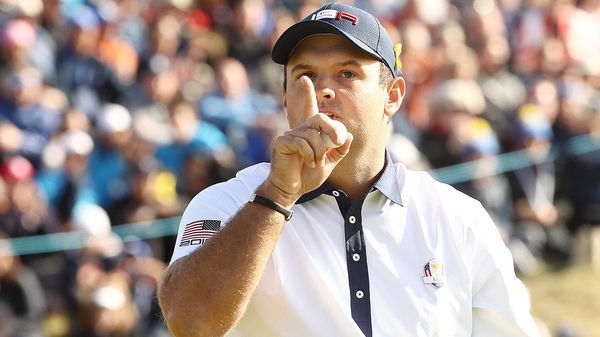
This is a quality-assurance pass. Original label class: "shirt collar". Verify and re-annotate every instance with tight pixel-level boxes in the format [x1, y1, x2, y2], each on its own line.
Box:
[296, 150, 403, 206]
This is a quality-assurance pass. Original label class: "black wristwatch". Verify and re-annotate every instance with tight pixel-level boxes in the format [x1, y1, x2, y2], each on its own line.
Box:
[248, 194, 294, 221]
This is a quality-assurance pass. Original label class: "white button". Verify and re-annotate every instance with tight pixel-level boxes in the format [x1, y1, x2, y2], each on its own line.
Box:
[349, 216, 356, 224]
[352, 253, 360, 261]
[356, 290, 364, 299]
[332, 191, 340, 197]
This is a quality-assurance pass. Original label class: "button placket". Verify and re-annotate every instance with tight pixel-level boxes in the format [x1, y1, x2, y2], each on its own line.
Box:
[333, 191, 372, 337]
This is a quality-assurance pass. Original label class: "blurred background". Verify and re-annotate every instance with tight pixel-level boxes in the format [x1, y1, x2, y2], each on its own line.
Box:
[0, 0, 599, 336]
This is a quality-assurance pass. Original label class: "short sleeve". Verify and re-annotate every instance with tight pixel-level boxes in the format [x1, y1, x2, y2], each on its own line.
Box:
[168, 164, 270, 264]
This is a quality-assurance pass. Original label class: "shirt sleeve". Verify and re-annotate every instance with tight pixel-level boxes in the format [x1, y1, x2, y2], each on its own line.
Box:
[169, 186, 230, 264]
[168, 163, 270, 265]
[469, 202, 541, 337]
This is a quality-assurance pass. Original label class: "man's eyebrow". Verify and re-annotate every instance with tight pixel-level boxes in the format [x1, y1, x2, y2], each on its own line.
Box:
[289, 64, 312, 74]
[336, 60, 363, 68]
[289, 60, 364, 74]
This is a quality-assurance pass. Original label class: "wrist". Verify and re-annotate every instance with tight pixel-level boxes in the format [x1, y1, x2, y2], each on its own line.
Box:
[248, 194, 294, 221]
[255, 179, 298, 209]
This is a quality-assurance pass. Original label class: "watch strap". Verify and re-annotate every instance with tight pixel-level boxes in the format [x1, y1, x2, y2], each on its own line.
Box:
[249, 194, 294, 221]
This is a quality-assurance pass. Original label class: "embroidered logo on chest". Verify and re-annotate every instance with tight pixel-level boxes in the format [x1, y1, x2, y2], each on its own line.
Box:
[422, 258, 446, 288]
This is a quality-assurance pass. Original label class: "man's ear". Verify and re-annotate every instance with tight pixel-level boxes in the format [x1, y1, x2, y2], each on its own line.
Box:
[384, 77, 405, 118]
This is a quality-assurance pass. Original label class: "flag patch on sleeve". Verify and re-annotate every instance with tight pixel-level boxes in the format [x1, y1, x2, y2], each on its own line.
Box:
[179, 220, 221, 247]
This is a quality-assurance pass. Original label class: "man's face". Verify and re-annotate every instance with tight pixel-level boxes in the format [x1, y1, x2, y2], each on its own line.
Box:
[283, 34, 396, 150]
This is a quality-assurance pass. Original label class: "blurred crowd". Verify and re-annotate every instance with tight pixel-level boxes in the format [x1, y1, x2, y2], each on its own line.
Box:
[0, 0, 599, 336]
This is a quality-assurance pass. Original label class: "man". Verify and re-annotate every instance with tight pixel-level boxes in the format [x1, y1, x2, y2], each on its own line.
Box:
[158, 3, 540, 337]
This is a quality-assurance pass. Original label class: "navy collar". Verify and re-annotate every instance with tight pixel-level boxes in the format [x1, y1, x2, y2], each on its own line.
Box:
[296, 151, 403, 206]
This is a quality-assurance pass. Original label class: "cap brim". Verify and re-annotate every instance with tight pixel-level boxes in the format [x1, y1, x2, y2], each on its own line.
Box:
[271, 20, 384, 66]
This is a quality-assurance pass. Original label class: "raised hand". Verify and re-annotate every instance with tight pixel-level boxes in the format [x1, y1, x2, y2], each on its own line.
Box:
[266, 75, 353, 206]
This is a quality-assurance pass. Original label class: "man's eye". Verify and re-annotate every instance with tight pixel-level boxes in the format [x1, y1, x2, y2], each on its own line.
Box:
[340, 71, 356, 79]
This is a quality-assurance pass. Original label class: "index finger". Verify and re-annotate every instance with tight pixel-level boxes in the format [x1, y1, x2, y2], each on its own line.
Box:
[300, 75, 319, 119]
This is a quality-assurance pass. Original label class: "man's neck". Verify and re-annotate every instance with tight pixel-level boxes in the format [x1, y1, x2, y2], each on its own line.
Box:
[327, 147, 386, 203]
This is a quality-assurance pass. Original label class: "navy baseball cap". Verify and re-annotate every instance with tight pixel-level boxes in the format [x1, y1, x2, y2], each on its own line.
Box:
[272, 2, 400, 76]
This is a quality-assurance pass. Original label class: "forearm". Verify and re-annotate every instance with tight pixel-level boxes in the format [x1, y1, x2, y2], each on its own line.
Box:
[158, 182, 293, 337]
[158, 97, 353, 336]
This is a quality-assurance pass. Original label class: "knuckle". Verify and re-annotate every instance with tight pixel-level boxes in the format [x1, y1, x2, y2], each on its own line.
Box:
[292, 137, 308, 149]
[314, 114, 328, 123]
[274, 134, 291, 145]
[305, 128, 320, 139]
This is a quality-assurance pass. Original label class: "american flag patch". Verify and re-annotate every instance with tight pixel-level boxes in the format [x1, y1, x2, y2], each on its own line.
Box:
[179, 220, 221, 247]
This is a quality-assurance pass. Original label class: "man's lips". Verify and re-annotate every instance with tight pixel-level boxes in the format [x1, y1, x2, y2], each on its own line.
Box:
[319, 110, 337, 119]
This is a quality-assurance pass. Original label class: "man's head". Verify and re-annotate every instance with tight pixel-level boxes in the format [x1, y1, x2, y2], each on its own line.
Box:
[271, 3, 405, 154]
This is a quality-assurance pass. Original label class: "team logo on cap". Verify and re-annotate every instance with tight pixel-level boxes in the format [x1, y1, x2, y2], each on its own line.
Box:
[311, 10, 359, 25]
[422, 258, 445, 288]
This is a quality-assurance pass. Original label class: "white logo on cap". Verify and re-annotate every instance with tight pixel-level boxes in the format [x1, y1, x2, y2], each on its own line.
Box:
[312, 9, 337, 21]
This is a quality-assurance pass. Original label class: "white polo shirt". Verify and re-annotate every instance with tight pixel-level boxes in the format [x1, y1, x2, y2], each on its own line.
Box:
[170, 157, 540, 337]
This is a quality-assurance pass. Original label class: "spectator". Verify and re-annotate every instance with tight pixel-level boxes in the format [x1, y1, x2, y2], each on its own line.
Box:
[0, 67, 65, 166]
[453, 117, 514, 241]
[554, 68, 600, 233]
[75, 267, 138, 337]
[0, 155, 59, 238]
[551, 69, 600, 269]
[110, 0, 151, 56]
[476, 35, 527, 136]
[86, 103, 132, 210]
[109, 159, 180, 226]
[0, 4, 60, 84]
[224, 0, 274, 74]
[116, 240, 167, 335]
[527, 76, 561, 125]
[396, 19, 438, 131]
[95, 5, 140, 86]
[127, 59, 183, 146]
[155, 99, 231, 179]
[419, 78, 486, 168]
[510, 0, 553, 78]
[0, 233, 47, 336]
[0, 19, 38, 72]
[26, 4, 59, 84]
[36, 130, 95, 226]
[197, 57, 278, 165]
[508, 104, 571, 272]
[56, 4, 122, 116]
[172, 30, 221, 103]
[180, 151, 233, 200]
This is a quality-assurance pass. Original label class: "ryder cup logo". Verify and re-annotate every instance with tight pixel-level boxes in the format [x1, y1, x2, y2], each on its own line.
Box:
[422, 258, 445, 289]
[312, 9, 337, 20]
[311, 10, 359, 25]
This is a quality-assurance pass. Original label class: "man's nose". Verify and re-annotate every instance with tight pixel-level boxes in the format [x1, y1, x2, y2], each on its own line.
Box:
[314, 78, 336, 101]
